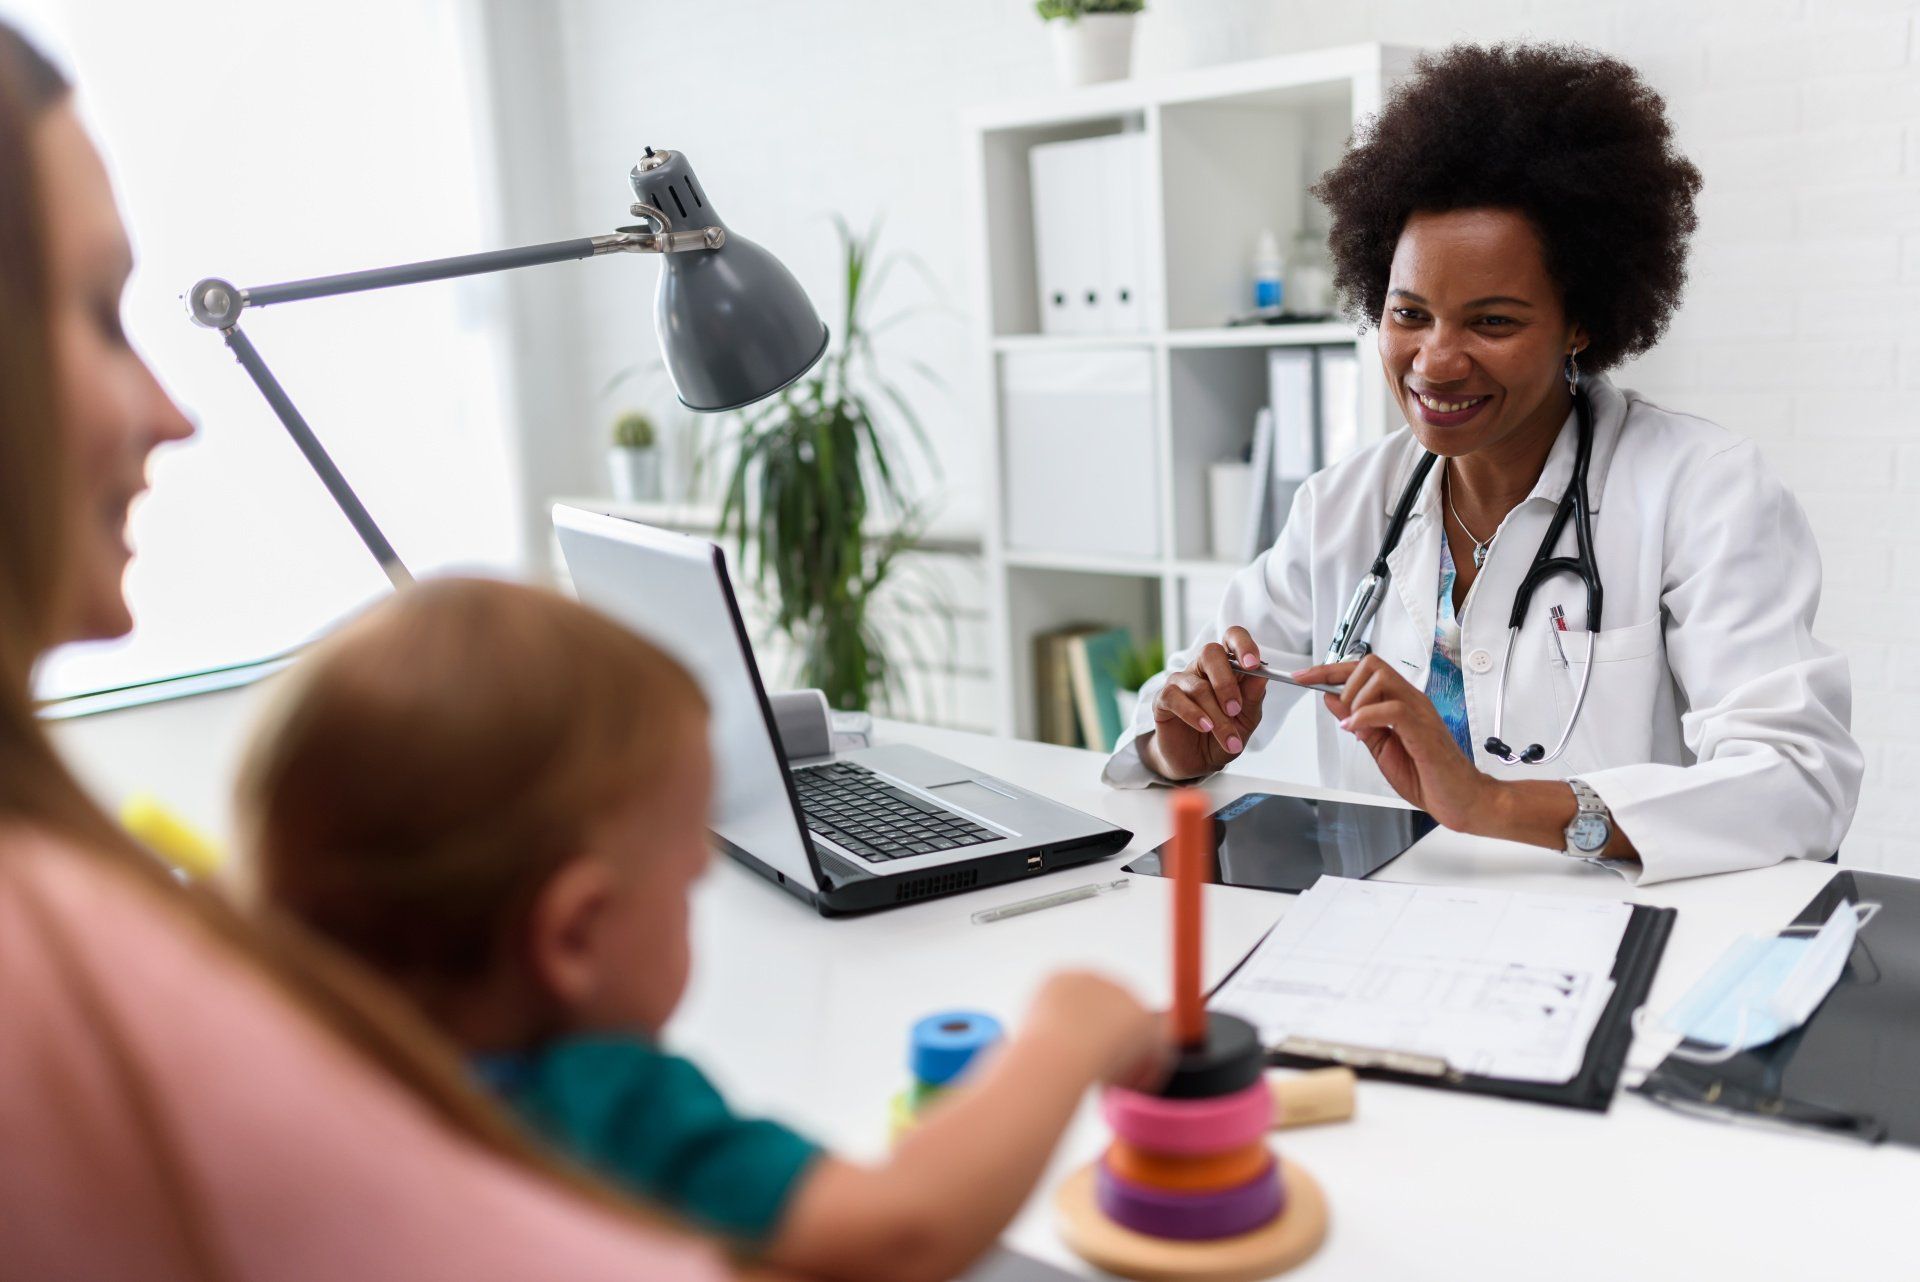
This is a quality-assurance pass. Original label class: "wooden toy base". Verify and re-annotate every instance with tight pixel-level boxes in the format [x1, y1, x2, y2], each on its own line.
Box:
[1054, 1156, 1328, 1282]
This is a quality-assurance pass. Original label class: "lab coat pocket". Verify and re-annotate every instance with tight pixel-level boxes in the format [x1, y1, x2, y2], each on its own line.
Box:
[1550, 614, 1666, 766]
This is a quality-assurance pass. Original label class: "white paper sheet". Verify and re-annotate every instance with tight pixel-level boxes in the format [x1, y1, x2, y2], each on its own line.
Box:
[1210, 877, 1632, 1084]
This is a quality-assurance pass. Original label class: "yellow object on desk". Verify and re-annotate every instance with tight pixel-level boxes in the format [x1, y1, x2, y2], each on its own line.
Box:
[1271, 1067, 1358, 1130]
[120, 793, 224, 879]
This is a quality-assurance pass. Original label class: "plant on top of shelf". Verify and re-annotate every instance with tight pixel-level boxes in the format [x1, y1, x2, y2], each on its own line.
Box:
[715, 216, 952, 714]
[1035, 0, 1144, 19]
[1036, 0, 1142, 87]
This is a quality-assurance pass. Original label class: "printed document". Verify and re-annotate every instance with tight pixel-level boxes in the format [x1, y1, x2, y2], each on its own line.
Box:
[1210, 877, 1631, 1084]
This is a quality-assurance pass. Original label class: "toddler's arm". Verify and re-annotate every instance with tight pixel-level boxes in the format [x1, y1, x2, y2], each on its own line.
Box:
[764, 971, 1164, 1282]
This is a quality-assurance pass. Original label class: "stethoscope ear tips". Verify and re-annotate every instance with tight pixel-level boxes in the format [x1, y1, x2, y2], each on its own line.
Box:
[1481, 737, 1547, 766]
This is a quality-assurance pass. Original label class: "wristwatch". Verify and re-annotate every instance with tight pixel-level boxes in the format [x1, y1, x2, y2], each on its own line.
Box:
[1564, 778, 1612, 857]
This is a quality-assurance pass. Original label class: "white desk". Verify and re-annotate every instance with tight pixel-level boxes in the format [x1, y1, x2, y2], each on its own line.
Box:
[54, 692, 1912, 1278]
[672, 720, 1911, 1281]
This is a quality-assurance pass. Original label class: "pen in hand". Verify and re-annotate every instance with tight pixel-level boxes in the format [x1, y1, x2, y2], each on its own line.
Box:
[1231, 656, 1345, 696]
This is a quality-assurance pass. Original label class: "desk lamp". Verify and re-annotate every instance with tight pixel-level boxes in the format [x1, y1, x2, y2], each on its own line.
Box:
[187, 148, 827, 588]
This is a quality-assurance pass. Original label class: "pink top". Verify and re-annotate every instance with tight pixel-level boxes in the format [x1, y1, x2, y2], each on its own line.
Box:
[0, 832, 729, 1282]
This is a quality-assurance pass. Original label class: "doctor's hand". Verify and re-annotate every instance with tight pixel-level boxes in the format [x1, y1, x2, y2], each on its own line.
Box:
[1290, 655, 1493, 832]
[1141, 627, 1270, 781]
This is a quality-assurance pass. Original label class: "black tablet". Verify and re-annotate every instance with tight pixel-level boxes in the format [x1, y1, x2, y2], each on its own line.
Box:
[1124, 791, 1436, 893]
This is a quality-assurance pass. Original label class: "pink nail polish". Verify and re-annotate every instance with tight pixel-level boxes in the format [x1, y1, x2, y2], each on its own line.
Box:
[1226, 700, 1242, 717]
[1338, 717, 1352, 731]
[1227, 736, 1243, 753]
[1199, 717, 1213, 733]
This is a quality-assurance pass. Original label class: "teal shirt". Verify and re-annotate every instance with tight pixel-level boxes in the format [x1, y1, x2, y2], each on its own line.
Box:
[473, 1035, 821, 1246]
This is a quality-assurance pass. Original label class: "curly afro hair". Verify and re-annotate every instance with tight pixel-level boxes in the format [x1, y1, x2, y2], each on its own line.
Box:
[1311, 43, 1702, 375]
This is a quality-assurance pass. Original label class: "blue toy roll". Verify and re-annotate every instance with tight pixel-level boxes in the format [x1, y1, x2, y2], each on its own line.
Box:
[910, 1010, 1004, 1086]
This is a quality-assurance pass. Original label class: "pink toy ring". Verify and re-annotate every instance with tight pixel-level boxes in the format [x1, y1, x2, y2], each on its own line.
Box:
[1101, 1079, 1272, 1156]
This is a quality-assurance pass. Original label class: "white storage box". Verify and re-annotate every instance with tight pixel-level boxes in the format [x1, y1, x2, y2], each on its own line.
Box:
[1001, 349, 1159, 559]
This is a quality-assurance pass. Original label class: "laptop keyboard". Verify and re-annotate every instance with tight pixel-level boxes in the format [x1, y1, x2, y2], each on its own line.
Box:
[793, 761, 999, 862]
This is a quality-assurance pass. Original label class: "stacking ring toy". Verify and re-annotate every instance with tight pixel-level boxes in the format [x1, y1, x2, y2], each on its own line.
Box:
[1095, 1156, 1284, 1241]
[1104, 1139, 1274, 1194]
[1103, 1079, 1273, 1156]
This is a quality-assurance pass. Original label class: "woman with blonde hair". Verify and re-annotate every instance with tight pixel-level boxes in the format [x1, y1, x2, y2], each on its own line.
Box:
[0, 23, 755, 1281]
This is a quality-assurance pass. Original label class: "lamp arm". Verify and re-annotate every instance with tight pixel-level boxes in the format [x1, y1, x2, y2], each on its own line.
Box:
[184, 211, 725, 589]
[188, 213, 720, 325]
[221, 324, 415, 589]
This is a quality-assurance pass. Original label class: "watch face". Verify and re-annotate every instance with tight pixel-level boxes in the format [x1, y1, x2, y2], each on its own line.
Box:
[1570, 814, 1610, 853]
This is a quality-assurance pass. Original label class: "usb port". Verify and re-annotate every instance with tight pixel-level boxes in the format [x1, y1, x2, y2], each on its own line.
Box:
[1026, 854, 1043, 871]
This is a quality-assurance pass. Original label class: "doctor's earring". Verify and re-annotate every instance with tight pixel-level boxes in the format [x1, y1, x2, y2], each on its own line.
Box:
[1564, 351, 1581, 397]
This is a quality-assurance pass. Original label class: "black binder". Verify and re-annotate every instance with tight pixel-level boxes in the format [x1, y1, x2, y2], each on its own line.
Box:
[1635, 869, 1920, 1148]
[1213, 899, 1675, 1113]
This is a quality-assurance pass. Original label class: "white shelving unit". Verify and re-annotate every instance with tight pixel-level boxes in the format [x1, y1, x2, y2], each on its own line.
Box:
[964, 44, 1417, 742]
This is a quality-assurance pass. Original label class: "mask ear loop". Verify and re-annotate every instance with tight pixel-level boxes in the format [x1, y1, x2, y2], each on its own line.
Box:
[1635, 1005, 1758, 1067]
[1632, 901, 1880, 1065]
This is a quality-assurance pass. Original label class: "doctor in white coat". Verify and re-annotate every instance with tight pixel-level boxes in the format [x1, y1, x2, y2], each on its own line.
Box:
[1105, 44, 1863, 884]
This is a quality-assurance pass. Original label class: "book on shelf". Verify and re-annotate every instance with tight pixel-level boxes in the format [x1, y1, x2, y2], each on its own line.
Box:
[1034, 625, 1136, 751]
[1034, 625, 1099, 747]
[1067, 627, 1134, 753]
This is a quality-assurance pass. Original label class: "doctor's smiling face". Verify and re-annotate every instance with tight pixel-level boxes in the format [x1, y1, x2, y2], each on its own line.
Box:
[1378, 207, 1587, 463]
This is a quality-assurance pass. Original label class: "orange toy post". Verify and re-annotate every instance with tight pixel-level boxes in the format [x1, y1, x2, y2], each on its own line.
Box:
[1171, 788, 1208, 1047]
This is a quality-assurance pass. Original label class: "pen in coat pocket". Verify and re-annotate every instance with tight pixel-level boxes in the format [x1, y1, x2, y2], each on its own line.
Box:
[1549, 604, 1570, 667]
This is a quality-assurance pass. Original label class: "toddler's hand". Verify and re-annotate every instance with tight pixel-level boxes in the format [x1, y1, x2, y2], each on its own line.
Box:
[1027, 970, 1169, 1092]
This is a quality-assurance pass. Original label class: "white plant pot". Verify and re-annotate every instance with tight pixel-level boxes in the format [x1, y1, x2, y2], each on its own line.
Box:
[608, 446, 660, 503]
[1049, 13, 1136, 88]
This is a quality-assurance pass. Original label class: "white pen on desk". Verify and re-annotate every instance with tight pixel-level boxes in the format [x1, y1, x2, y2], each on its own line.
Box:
[1548, 604, 1570, 667]
[970, 877, 1130, 924]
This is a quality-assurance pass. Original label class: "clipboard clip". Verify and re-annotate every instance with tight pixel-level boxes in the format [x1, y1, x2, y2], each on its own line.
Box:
[1275, 1036, 1464, 1083]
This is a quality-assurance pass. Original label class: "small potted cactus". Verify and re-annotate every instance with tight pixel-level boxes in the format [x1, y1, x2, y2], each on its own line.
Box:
[607, 410, 660, 503]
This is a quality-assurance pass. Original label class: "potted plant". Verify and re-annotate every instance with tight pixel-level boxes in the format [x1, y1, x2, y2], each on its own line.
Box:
[715, 217, 949, 714]
[1108, 634, 1166, 731]
[608, 410, 660, 503]
[1036, 0, 1144, 88]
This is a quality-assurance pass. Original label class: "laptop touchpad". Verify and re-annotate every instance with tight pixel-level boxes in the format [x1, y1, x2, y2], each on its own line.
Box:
[927, 779, 1018, 816]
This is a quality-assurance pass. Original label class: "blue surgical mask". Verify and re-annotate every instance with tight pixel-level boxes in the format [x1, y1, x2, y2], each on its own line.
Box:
[1654, 901, 1877, 1063]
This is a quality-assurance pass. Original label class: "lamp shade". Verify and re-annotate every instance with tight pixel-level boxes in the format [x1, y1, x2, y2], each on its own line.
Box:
[631, 150, 829, 412]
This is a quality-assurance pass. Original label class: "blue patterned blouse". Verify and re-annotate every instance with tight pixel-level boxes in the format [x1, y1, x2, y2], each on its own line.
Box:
[1426, 536, 1476, 760]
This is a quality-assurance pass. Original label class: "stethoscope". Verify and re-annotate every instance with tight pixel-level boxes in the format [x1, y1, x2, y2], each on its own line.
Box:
[1323, 384, 1602, 766]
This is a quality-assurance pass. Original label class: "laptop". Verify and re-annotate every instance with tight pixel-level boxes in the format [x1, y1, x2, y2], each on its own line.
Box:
[553, 505, 1132, 915]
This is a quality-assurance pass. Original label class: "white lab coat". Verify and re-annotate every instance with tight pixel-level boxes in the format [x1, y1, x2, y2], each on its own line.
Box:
[1105, 374, 1863, 884]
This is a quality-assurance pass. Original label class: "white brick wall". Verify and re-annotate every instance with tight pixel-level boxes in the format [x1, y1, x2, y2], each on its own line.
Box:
[524, 0, 1920, 872]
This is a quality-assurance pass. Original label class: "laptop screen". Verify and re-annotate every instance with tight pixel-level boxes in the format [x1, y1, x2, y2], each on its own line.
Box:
[553, 505, 820, 892]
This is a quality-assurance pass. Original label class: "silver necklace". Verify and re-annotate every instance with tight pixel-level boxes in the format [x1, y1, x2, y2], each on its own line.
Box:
[1445, 467, 1494, 569]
